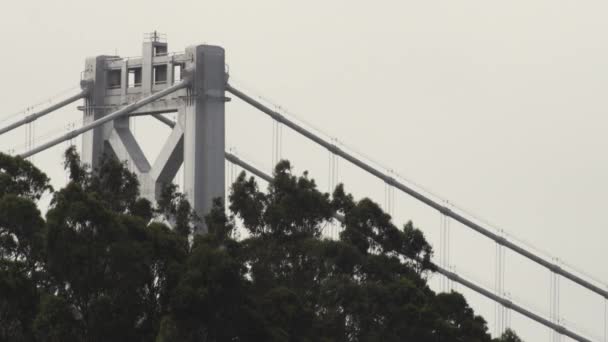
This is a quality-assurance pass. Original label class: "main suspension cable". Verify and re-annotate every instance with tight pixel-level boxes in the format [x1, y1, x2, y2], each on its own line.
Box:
[226, 83, 608, 302]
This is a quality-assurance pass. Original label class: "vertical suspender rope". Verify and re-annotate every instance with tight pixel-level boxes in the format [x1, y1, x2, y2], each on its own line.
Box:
[326, 149, 332, 239]
[602, 299, 607, 342]
[440, 209, 451, 293]
[327, 138, 341, 239]
[328, 150, 332, 193]
[496, 243, 499, 336]
[332, 143, 339, 239]
[272, 121, 276, 169]
[552, 272, 555, 342]
[443, 211, 446, 292]
[384, 179, 388, 216]
[437, 213, 445, 292]
[271, 119, 282, 169]
[550, 269, 561, 342]
[440, 213, 444, 292]
[442, 213, 446, 292]
[502, 245, 506, 333]
[503, 247, 509, 331]
[444, 202, 452, 293]
[550, 270, 554, 342]
[24, 110, 30, 159]
[557, 272, 561, 342]
[555, 272, 558, 342]
[446, 205, 451, 292]
[496, 244, 504, 335]
[24, 117, 28, 158]
[31, 120, 35, 163]
[501, 243, 504, 335]
[278, 121, 282, 164]
[385, 170, 394, 216]
[495, 241, 506, 336]
[64, 124, 68, 183]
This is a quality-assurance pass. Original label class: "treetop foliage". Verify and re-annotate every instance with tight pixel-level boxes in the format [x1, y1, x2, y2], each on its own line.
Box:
[0, 148, 523, 342]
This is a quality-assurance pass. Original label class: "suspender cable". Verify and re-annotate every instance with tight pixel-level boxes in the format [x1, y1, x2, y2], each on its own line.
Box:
[19, 79, 190, 159]
[0, 88, 89, 136]
[550, 266, 562, 342]
[226, 83, 608, 300]
[440, 207, 452, 293]
[332, 146, 340, 239]
[24, 117, 30, 159]
[446, 206, 451, 292]
[328, 151, 333, 193]
[495, 242, 506, 336]
[495, 244, 499, 335]
[224, 151, 593, 342]
[502, 245, 507, 333]
[554, 271, 561, 342]
[272, 120, 283, 169]
[326, 139, 341, 239]
[272, 121, 276, 168]
[440, 212, 446, 292]
[604, 299, 608, 342]
[550, 271, 555, 341]
[385, 170, 394, 217]
[31, 121, 35, 162]
[328, 150, 335, 238]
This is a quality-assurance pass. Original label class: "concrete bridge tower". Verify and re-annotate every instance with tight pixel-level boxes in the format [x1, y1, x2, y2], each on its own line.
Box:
[81, 33, 227, 233]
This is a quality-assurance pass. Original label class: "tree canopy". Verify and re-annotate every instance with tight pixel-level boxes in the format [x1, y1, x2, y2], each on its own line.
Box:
[0, 148, 524, 342]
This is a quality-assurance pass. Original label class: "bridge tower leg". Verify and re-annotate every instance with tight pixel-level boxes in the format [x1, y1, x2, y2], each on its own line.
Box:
[82, 55, 111, 170]
[182, 45, 226, 234]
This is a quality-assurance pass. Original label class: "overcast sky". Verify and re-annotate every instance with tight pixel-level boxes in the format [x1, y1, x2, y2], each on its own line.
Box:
[1, 1, 608, 340]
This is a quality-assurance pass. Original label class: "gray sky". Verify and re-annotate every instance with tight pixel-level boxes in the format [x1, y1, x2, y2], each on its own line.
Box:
[1, 1, 607, 340]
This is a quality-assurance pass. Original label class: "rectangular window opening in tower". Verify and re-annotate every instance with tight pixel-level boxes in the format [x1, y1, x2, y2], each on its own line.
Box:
[128, 68, 142, 88]
[154, 45, 168, 56]
[107, 69, 121, 89]
[173, 63, 185, 83]
[154, 65, 168, 85]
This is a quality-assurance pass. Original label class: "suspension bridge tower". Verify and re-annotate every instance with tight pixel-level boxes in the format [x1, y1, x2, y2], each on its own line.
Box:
[81, 33, 227, 233]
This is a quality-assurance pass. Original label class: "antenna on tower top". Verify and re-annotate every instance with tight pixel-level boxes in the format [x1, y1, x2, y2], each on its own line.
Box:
[144, 31, 166, 43]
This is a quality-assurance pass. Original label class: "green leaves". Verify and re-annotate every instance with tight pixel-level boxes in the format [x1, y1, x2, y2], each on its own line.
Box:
[0, 194, 46, 263]
[0, 260, 39, 341]
[494, 328, 524, 342]
[0, 149, 194, 342]
[0, 153, 51, 341]
[33, 294, 79, 342]
[0, 152, 52, 201]
[156, 183, 198, 238]
[230, 160, 334, 238]
[0, 151, 524, 342]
